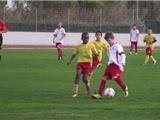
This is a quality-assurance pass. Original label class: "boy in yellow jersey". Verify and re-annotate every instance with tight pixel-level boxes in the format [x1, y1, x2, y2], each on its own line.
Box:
[91, 31, 108, 71]
[143, 28, 157, 65]
[67, 32, 98, 97]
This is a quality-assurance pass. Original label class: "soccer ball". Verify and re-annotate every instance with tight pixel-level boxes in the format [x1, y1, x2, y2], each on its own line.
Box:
[104, 88, 115, 98]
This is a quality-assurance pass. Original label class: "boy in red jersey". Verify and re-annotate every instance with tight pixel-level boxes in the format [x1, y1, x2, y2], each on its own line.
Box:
[92, 32, 128, 99]
[53, 21, 66, 60]
[0, 20, 8, 60]
[67, 32, 98, 97]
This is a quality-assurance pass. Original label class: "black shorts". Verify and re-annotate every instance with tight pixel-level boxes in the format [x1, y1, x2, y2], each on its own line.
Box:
[0, 34, 2, 48]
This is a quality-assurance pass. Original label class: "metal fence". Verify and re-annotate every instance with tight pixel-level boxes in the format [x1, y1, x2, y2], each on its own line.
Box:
[1, 6, 160, 33]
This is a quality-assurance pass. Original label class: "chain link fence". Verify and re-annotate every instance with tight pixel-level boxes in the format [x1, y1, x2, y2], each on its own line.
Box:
[1, 6, 160, 33]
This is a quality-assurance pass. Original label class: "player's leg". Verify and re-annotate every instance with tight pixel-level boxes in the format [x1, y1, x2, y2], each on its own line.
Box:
[113, 76, 128, 97]
[135, 42, 138, 54]
[91, 56, 101, 73]
[144, 48, 151, 65]
[129, 42, 133, 54]
[82, 63, 92, 95]
[82, 72, 91, 95]
[111, 64, 128, 97]
[92, 65, 112, 99]
[72, 64, 82, 97]
[149, 48, 157, 64]
[150, 55, 157, 64]
[56, 43, 63, 60]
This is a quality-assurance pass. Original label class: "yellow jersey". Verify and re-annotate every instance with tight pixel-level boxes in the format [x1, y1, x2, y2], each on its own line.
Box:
[91, 40, 108, 61]
[73, 42, 97, 64]
[144, 34, 155, 49]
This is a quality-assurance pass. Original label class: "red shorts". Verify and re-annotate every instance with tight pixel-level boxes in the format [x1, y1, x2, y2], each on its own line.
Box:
[131, 41, 137, 45]
[77, 62, 91, 76]
[92, 56, 101, 69]
[56, 43, 62, 49]
[146, 47, 152, 56]
[103, 64, 122, 80]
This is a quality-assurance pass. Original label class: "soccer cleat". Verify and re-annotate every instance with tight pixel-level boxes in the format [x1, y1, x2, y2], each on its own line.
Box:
[143, 63, 147, 66]
[153, 61, 157, 65]
[72, 93, 78, 98]
[129, 52, 132, 55]
[135, 52, 138, 55]
[92, 93, 102, 99]
[124, 86, 129, 97]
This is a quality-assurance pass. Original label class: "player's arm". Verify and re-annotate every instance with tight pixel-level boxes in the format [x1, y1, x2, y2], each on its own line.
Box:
[118, 45, 126, 67]
[62, 28, 66, 39]
[152, 37, 157, 43]
[67, 54, 77, 65]
[67, 47, 78, 65]
[143, 36, 146, 42]
[130, 30, 132, 41]
[136, 30, 139, 42]
[91, 43, 98, 57]
[53, 29, 57, 43]
[104, 43, 109, 60]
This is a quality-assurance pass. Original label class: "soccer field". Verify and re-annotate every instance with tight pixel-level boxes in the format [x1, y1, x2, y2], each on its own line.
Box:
[0, 49, 160, 120]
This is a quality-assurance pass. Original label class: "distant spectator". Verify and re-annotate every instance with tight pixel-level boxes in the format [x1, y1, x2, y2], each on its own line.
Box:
[53, 21, 66, 60]
[129, 24, 139, 55]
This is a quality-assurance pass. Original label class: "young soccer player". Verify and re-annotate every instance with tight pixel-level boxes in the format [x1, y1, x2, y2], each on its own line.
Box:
[92, 32, 128, 99]
[53, 21, 66, 60]
[91, 31, 108, 71]
[67, 32, 98, 97]
[0, 20, 8, 60]
[129, 24, 139, 55]
[143, 28, 157, 65]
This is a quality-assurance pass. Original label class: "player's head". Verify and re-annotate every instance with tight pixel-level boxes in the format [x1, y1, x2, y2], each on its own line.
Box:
[95, 30, 102, 40]
[132, 24, 137, 30]
[57, 21, 62, 28]
[147, 28, 152, 35]
[81, 32, 89, 44]
[104, 31, 115, 46]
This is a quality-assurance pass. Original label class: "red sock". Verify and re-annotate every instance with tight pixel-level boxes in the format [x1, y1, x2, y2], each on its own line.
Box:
[98, 79, 106, 95]
[115, 78, 126, 91]
[135, 43, 138, 53]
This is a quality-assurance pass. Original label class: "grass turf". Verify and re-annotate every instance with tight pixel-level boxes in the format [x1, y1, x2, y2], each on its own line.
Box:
[0, 49, 160, 120]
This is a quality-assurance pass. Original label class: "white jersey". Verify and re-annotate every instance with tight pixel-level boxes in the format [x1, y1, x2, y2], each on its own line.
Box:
[130, 29, 139, 42]
[53, 27, 66, 44]
[108, 43, 126, 71]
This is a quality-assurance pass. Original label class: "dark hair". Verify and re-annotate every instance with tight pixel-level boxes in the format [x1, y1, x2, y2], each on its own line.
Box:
[96, 30, 102, 36]
[104, 31, 114, 41]
[148, 27, 152, 30]
[81, 32, 89, 39]
[133, 24, 137, 26]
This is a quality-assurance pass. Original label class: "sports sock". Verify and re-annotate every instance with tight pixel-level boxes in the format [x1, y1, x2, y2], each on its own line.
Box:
[73, 84, 79, 94]
[86, 82, 91, 94]
[98, 79, 106, 95]
[144, 55, 149, 64]
[57, 48, 63, 60]
[115, 77, 126, 91]
[150, 56, 156, 63]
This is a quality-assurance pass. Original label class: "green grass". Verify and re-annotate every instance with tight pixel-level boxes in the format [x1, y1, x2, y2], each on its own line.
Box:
[0, 49, 160, 120]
